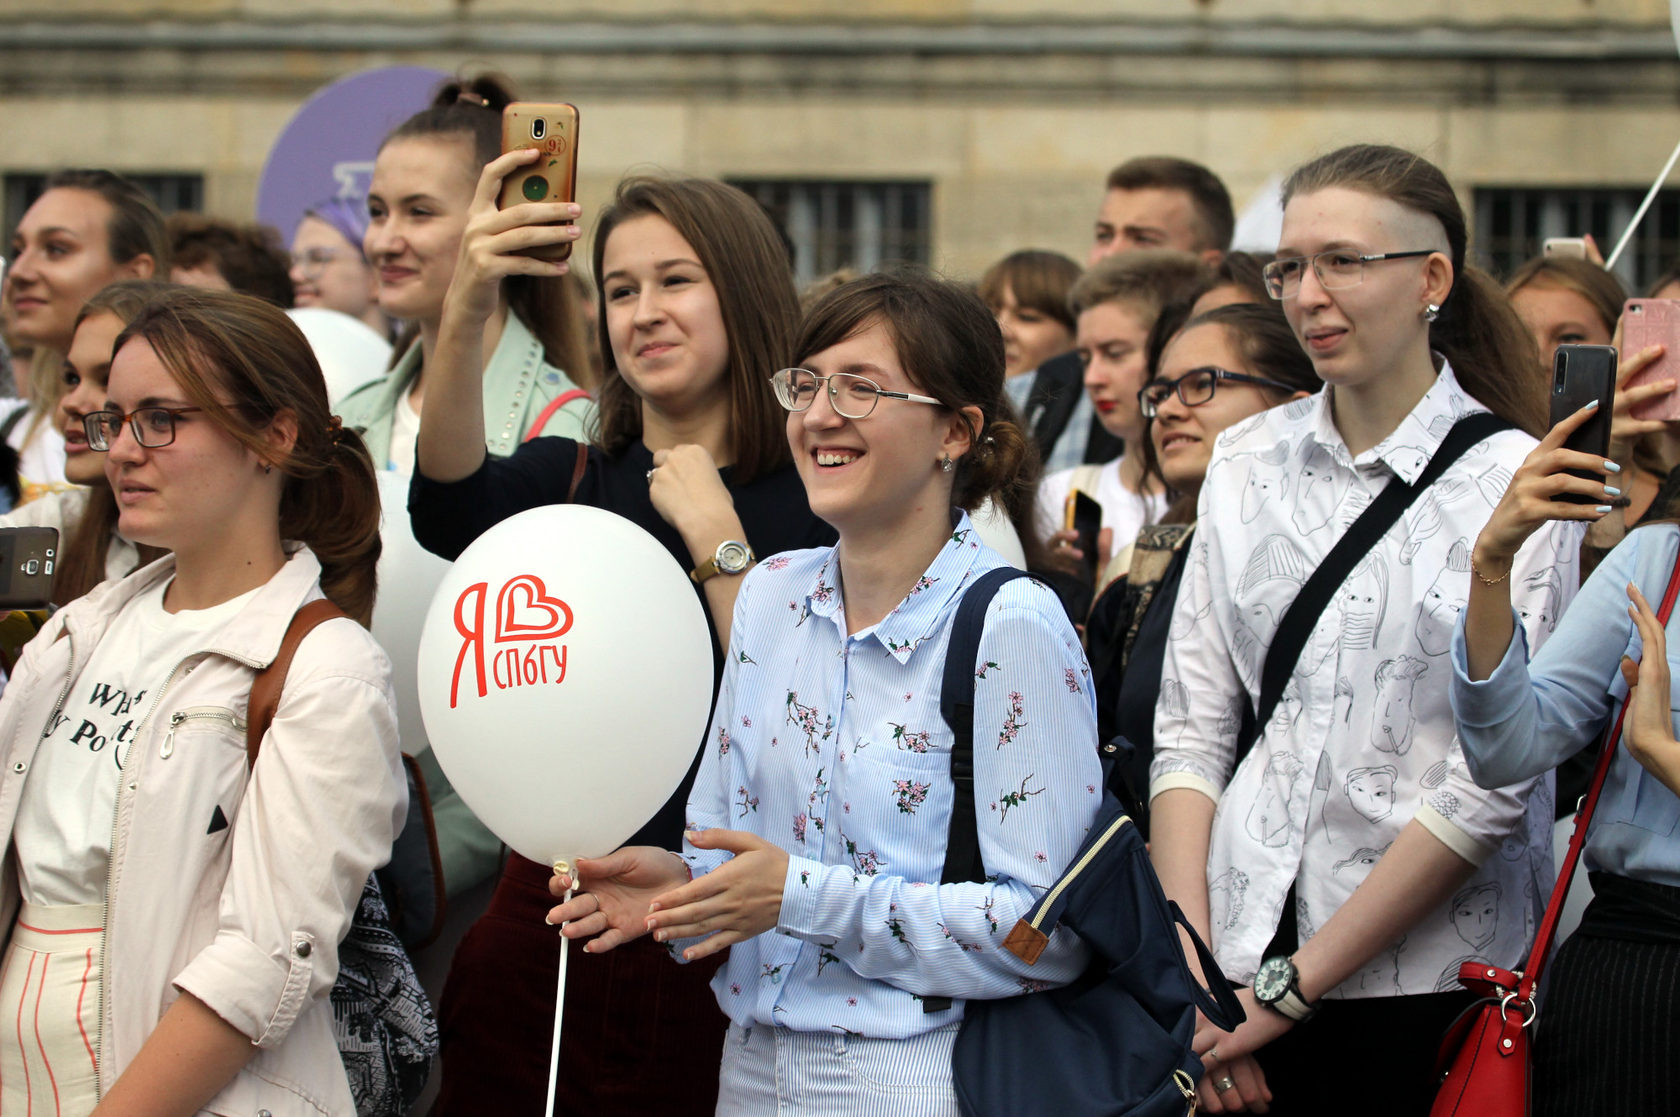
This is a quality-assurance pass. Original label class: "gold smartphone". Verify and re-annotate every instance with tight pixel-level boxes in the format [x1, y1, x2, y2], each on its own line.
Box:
[498, 102, 580, 262]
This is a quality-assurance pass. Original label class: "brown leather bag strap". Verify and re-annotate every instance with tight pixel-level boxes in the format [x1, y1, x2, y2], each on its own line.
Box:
[566, 440, 590, 504]
[245, 598, 349, 769]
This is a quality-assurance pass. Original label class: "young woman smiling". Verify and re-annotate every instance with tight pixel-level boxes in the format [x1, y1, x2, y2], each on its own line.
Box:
[1149, 145, 1575, 1116]
[547, 268, 1100, 1115]
[410, 173, 833, 1116]
[2, 171, 167, 496]
[1084, 303, 1314, 836]
[337, 76, 593, 476]
[0, 286, 401, 1116]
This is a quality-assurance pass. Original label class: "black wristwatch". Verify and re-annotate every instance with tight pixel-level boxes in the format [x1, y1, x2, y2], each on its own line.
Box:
[1253, 955, 1317, 1023]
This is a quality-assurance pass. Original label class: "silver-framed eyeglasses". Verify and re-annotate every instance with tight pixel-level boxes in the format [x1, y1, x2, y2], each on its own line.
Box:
[1138, 367, 1300, 418]
[294, 246, 353, 277]
[1262, 249, 1435, 300]
[770, 367, 943, 420]
[83, 406, 205, 451]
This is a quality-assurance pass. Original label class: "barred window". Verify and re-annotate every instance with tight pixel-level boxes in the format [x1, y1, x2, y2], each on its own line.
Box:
[1474, 186, 1680, 294]
[729, 179, 932, 287]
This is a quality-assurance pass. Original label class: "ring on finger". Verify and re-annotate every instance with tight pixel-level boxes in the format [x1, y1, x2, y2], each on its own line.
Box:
[1215, 1075, 1236, 1093]
[1203, 1045, 1219, 1066]
[646, 468, 657, 482]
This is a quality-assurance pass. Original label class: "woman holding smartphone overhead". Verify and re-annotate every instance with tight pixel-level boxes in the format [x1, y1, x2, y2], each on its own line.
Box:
[0, 286, 402, 1115]
[410, 171, 833, 1115]
[1148, 144, 1579, 1115]
[338, 75, 594, 476]
[547, 268, 1101, 1115]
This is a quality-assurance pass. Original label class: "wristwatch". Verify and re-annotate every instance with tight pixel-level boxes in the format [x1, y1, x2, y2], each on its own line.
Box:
[1253, 955, 1317, 1023]
[691, 540, 755, 584]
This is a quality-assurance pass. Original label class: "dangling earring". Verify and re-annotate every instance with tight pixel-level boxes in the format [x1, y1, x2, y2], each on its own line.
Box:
[940, 454, 954, 474]
[1424, 303, 1441, 323]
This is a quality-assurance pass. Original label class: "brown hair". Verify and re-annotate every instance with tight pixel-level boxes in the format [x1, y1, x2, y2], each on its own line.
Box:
[1281, 144, 1546, 436]
[20, 172, 171, 445]
[112, 287, 382, 624]
[1140, 302, 1319, 522]
[1104, 157, 1235, 254]
[380, 73, 589, 380]
[793, 266, 1040, 521]
[1208, 250, 1273, 305]
[52, 280, 174, 605]
[166, 214, 295, 307]
[1505, 255, 1627, 338]
[1068, 249, 1214, 324]
[589, 176, 799, 483]
[977, 250, 1083, 334]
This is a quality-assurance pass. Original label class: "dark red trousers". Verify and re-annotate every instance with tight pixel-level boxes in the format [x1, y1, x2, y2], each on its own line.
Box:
[432, 853, 727, 1116]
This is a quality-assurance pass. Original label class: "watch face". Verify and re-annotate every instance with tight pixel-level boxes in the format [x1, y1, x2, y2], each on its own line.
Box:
[1253, 957, 1293, 1002]
[716, 541, 753, 574]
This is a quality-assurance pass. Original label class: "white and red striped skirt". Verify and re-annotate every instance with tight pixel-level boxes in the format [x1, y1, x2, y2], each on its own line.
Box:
[0, 902, 102, 1116]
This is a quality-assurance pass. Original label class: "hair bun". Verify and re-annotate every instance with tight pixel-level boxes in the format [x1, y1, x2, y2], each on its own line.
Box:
[431, 73, 518, 113]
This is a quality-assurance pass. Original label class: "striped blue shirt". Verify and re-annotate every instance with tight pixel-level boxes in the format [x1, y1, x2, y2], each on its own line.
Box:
[682, 512, 1101, 1038]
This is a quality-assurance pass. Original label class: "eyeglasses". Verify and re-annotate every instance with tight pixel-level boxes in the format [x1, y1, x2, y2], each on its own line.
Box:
[293, 247, 355, 277]
[83, 406, 204, 451]
[770, 368, 942, 420]
[1138, 367, 1300, 418]
[1261, 249, 1435, 300]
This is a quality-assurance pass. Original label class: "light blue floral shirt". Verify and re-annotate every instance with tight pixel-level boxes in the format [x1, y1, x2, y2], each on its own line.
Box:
[682, 512, 1102, 1038]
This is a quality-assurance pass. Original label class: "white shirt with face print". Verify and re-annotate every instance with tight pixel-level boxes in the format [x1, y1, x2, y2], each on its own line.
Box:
[1150, 360, 1580, 999]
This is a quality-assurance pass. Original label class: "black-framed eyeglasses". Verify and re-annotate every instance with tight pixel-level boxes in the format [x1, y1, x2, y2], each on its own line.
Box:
[1261, 249, 1435, 300]
[1138, 368, 1299, 418]
[770, 367, 942, 420]
[83, 406, 205, 451]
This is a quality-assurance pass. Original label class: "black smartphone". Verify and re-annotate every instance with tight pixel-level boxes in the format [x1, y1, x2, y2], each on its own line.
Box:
[1064, 489, 1103, 586]
[1548, 343, 1617, 505]
[0, 527, 57, 609]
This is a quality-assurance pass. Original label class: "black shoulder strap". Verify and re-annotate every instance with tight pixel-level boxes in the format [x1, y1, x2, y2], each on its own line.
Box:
[1236, 411, 1511, 758]
[0, 405, 29, 445]
[924, 566, 1038, 1014]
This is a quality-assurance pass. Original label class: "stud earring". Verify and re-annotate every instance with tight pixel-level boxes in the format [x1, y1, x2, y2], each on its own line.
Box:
[940, 454, 954, 473]
[1424, 303, 1441, 323]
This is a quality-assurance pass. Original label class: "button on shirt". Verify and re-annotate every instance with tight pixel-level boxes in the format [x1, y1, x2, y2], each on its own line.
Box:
[1150, 362, 1580, 998]
[683, 514, 1102, 1038]
[1453, 524, 1680, 887]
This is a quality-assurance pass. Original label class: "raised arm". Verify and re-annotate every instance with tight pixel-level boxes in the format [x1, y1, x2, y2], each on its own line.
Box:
[417, 147, 581, 483]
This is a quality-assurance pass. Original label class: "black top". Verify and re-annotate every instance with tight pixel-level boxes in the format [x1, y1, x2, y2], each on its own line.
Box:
[409, 435, 837, 849]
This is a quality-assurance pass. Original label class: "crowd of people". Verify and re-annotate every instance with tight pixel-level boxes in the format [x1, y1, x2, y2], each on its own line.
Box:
[0, 68, 1676, 1117]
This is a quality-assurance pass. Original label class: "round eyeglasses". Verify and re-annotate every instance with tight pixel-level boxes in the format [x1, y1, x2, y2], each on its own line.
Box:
[83, 406, 205, 451]
[293, 246, 355, 278]
[1262, 249, 1435, 300]
[1138, 367, 1301, 419]
[771, 367, 943, 420]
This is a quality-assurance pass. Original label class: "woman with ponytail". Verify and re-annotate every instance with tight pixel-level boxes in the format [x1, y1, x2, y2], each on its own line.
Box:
[1148, 145, 1577, 1115]
[0, 285, 403, 1115]
[339, 74, 594, 475]
[548, 268, 1102, 1114]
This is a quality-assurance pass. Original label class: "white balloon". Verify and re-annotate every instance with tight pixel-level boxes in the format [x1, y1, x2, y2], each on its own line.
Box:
[416, 504, 714, 867]
[287, 307, 391, 406]
[371, 470, 452, 757]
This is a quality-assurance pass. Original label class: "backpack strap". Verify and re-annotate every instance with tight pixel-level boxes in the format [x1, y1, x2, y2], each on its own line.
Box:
[523, 389, 593, 443]
[923, 567, 1039, 1013]
[1235, 411, 1510, 758]
[245, 598, 348, 767]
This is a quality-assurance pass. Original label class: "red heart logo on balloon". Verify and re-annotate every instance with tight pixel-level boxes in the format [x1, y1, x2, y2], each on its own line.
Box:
[494, 575, 574, 642]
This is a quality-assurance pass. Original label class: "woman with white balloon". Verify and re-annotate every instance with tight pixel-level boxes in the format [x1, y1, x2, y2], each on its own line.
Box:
[410, 172, 834, 1114]
[548, 268, 1102, 1114]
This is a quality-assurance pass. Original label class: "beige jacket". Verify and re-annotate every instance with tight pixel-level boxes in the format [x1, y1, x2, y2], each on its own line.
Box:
[0, 545, 405, 1115]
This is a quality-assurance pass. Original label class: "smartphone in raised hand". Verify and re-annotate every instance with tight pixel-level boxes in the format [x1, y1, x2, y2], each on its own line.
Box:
[0, 527, 58, 610]
[498, 102, 580, 262]
[1548, 343, 1617, 504]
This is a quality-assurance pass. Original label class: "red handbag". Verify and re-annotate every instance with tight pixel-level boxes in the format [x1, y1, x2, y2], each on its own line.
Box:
[1429, 549, 1680, 1116]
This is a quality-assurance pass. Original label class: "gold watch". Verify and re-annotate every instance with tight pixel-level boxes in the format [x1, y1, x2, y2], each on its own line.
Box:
[691, 540, 755, 583]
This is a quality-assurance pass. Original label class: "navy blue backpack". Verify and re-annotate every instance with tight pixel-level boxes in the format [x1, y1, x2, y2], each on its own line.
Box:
[936, 568, 1246, 1117]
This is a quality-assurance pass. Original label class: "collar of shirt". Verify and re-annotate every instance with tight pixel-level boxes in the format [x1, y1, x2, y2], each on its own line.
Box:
[1309, 358, 1488, 485]
[801, 510, 988, 664]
